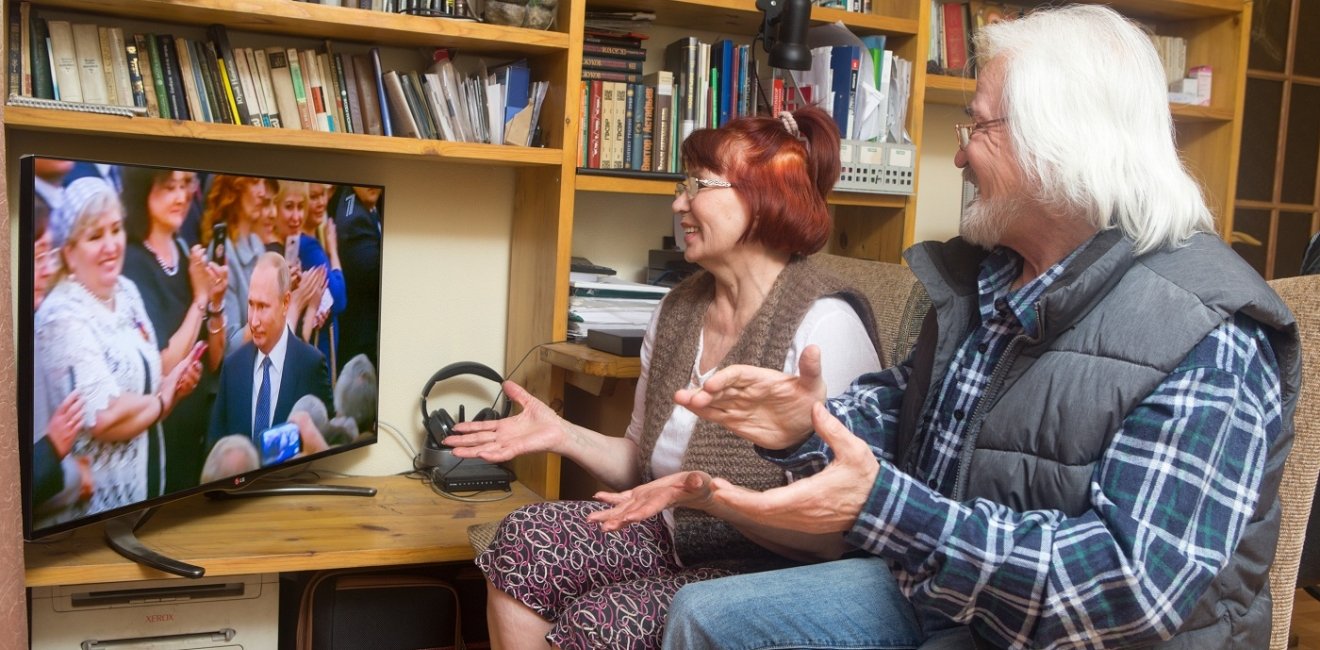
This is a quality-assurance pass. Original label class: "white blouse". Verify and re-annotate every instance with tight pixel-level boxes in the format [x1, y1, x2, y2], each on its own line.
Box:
[34, 277, 161, 518]
[624, 296, 882, 478]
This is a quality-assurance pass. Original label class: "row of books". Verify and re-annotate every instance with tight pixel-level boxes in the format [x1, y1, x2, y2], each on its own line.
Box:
[7, 3, 546, 144]
[927, 0, 1023, 78]
[819, 0, 875, 12]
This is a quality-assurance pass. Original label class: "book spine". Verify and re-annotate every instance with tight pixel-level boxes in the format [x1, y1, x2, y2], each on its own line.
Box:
[208, 24, 253, 126]
[578, 80, 588, 167]
[583, 34, 645, 48]
[8, 12, 23, 98]
[109, 28, 133, 108]
[285, 47, 314, 130]
[252, 48, 281, 128]
[233, 47, 263, 125]
[263, 48, 300, 129]
[70, 23, 107, 104]
[124, 39, 147, 108]
[29, 14, 54, 99]
[331, 52, 356, 134]
[47, 20, 80, 102]
[622, 82, 636, 170]
[339, 53, 362, 134]
[631, 82, 646, 171]
[370, 47, 392, 136]
[580, 68, 643, 84]
[352, 54, 383, 136]
[133, 33, 159, 117]
[145, 34, 173, 118]
[588, 79, 602, 169]
[582, 42, 646, 61]
[97, 27, 118, 105]
[640, 85, 654, 172]
[19, 2, 31, 96]
[581, 56, 643, 73]
[196, 40, 229, 123]
[318, 51, 345, 132]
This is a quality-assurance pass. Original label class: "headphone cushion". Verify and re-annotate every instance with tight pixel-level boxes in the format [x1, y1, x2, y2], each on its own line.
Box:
[425, 409, 457, 443]
[472, 407, 500, 422]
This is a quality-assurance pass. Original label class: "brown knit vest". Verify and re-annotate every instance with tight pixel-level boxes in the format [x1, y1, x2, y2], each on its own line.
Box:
[637, 257, 879, 567]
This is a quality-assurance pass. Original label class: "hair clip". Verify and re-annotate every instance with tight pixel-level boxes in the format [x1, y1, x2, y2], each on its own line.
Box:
[778, 111, 801, 138]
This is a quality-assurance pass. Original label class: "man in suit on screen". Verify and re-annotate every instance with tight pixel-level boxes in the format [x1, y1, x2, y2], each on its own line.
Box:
[209, 252, 333, 453]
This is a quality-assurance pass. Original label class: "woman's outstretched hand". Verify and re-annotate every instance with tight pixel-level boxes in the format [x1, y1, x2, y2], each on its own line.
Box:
[445, 380, 568, 462]
[673, 344, 828, 451]
[588, 470, 714, 532]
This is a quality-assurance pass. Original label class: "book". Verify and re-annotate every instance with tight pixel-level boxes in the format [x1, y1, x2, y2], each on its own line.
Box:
[640, 84, 654, 172]
[369, 47, 392, 136]
[403, 70, 437, 140]
[324, 43, 352, 133]
[123, 38, 148, 109]
[236, 47, 266, 126]
[430, 50, 469, 141]
[420, 71, 456, 140]
[317, 51, 344, 132]
[580, 68, 643, 84]
[132, 33, 160, 117]
[147, 34, 177, 119]
[600, 80, 615, 168]
[577, 80, 589, 166]
[643, 70, 672, 173]
[19, 2, 31, 96]
[70, 23, 108, 105]
[582, 42, 647, 61]
[108, 28, 133, 108]
[587, 79, 602, 168]
[46, 20, 80, 102]
[942, 1, 970, 76]
[97, 27, 119, 106]
[622, 82, 636, 169]
[301, 49, 330, 131]
[196, 40, 231, 123]
[830, 45, 860, 138]
[264, 47, 301, 129]
[173, 36, 207, 122]
[581, 56, 643, 73]
[664, 36, 698, 148]
[29, 14, 54, 99]
[252, 48, 282, 128]
[338, 53, 363, 135]
[351, 54, 383, 136]
[208, 24, 253, 126]
[631, 82, 646, 170]
[381, 70, 420, 138]
[285, 47, 313, 129]
[8, 11, 23, 98]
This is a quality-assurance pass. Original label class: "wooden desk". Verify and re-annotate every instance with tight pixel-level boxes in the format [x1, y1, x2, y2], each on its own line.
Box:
[24, 475, 542, 588]
[541, 341, 639, 397]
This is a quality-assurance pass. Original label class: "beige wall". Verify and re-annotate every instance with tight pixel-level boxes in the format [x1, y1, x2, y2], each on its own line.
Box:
[913, 103, 966, 246]
[8, 130, 517, 480]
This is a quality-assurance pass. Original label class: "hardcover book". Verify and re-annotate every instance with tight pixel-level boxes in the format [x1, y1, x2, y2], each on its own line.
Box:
[265, 48, 302, 129]
[208, 24, 254, 126]
[46, 20, 81, 102]
[70, 23, 107, 104]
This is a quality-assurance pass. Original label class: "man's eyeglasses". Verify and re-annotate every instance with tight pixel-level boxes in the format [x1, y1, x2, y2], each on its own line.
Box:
[675, 177, 734, 200]
[953, 117, 1007, 150]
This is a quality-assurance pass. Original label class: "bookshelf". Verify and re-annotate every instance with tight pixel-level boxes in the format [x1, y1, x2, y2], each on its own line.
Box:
[922, 0, 1249, 240]
[0, 0, 1251, 506]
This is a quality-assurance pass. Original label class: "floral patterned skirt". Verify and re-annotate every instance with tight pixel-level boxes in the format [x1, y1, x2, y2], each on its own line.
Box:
[476, 500, 733, 650]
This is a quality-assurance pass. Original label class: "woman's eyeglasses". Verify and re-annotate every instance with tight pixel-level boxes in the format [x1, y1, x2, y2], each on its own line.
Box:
[675, 177, 734, 200]
[953, 117, 1007, 150]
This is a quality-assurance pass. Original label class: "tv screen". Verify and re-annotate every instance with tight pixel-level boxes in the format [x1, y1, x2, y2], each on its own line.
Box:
[18, 156, 384, 544]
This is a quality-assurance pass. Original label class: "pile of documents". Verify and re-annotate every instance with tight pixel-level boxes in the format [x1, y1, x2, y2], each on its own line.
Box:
[568, 276, 668, 339]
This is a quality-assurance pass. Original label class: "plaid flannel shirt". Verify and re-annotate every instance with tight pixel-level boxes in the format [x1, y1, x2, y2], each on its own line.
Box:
[767, 247, 1282, 649]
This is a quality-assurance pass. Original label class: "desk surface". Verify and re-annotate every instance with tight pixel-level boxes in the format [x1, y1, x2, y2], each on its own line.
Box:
[542, 341, 640, 379]
[24, 475, 541, 588]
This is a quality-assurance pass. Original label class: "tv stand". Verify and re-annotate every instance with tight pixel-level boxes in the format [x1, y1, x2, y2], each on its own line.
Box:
[26, 476, 542, 588]
[104, 508, 206, 579]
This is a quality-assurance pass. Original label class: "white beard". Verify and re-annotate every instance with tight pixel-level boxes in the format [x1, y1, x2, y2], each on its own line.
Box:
[959, 172, 1022, 249]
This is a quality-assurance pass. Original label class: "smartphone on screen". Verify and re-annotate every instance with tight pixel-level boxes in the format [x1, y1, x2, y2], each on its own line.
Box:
[207, 222, 227, 266]
[259, 422, 302, 466]
[284, 234, 301, 271]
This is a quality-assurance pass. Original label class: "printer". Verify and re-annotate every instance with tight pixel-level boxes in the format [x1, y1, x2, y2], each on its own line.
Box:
[30, 573, 278, 650]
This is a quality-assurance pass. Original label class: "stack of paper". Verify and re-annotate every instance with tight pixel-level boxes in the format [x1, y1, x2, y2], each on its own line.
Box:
[568, 277, 668, 339]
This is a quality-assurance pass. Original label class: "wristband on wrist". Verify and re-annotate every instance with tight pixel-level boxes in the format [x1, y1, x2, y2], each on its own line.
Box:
[154, 393, 167, 425]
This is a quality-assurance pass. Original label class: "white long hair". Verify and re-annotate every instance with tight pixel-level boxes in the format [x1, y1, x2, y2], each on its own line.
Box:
[973, 5, 1213, 254]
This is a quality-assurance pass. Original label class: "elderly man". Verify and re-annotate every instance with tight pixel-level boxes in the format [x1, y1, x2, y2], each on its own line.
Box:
[590, 5, 1299, 649]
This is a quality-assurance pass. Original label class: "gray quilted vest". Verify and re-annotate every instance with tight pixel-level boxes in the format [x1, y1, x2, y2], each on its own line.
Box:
[899, 229, 1300, 648]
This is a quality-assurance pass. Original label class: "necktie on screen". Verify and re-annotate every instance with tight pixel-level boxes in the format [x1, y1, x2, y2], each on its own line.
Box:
[253, 357, 272, 435]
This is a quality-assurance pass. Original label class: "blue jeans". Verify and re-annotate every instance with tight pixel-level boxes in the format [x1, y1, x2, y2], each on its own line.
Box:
[662, 557, 970, 650]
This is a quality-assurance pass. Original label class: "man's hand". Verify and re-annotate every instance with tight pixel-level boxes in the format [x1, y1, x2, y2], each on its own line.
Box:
[708, 402, 879, 534]
[674, 345, 828, 450]
[588, 471, 713, 532]
[445, 381, 567, 462]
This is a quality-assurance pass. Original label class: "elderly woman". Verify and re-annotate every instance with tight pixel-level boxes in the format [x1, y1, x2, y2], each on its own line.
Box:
[444, 107, 883, 650]
[34, 177, 202, 518]
[121, 167, 230, 494]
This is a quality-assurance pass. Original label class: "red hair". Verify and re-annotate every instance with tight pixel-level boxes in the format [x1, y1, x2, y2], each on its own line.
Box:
[680, 107, 840, 255]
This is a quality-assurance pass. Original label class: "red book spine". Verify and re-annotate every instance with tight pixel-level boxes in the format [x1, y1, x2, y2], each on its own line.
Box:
[943, 2, 970, 75]
[588, 79, 603, 168]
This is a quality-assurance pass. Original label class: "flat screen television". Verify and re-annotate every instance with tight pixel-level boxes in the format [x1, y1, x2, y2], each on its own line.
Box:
[17, 155, 384, 577]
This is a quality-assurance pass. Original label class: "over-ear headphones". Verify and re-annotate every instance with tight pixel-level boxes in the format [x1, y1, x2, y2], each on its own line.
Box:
[420, 361, 512, 448]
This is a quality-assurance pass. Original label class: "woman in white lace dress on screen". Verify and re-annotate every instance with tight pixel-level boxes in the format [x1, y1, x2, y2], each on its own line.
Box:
[34, 176, 202, 519]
